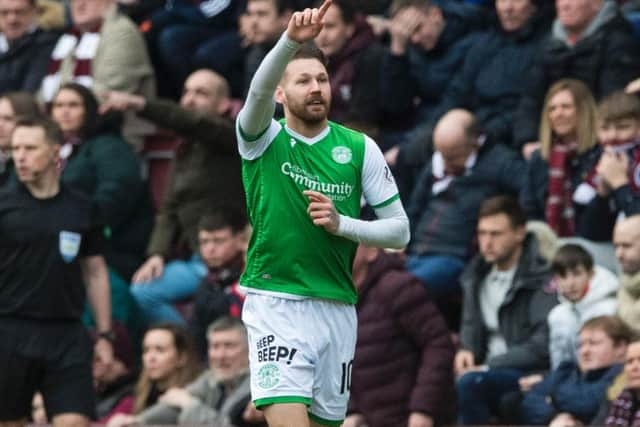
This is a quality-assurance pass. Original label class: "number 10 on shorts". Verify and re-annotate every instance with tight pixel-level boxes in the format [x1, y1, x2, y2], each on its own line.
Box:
[340, 360, 353, 394]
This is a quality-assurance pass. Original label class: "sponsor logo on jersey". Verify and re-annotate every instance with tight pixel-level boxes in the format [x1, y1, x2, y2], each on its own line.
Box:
[257, 363, 280, 389]
[281, 162, 354, 201]
[59, 231, 81, 263]
[331, 146, 352, 164]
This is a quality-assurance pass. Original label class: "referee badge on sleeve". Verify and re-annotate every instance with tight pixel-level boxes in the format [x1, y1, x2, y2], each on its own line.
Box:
[59, 231, 82, 263]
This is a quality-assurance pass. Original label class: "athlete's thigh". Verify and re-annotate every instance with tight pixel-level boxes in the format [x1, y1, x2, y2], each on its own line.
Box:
[52, 413, 90, 427]
[0, 345, 40, 423]
[242, 294, 316, 407]
[309, 301, 357, 426]
[263, 402, 310, 427]
[41, 326, 95, 420]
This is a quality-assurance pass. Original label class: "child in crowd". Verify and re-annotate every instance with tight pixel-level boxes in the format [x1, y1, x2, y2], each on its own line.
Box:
[581, 91, 640, 240]
[547, 244, 619, 369]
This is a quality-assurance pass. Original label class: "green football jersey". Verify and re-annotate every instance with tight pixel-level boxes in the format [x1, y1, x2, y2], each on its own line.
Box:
[240, 120, 365, 304]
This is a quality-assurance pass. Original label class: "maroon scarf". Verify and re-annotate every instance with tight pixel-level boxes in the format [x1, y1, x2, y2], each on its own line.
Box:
[606, 389, 640, 427]
[546, 142, 579, 237]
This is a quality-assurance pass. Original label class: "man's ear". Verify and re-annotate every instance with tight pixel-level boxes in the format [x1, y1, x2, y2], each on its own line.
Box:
[51, 143, 61, 162]
[275, 86, 286, 105]
[217, 97, 231, 116]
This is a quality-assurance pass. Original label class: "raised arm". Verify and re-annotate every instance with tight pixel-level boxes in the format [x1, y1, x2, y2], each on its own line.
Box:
[237, 0, 332, 139]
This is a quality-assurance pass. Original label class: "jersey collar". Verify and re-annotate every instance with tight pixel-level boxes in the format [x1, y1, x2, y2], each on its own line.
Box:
[284, 125, 330, 146]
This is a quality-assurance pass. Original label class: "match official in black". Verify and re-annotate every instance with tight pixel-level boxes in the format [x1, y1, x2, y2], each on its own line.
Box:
[0, 117, 113, 427]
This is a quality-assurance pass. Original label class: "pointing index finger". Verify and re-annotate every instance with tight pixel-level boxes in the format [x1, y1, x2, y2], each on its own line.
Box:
[303, 189, 330, 202]
[317, 0, 332, 20]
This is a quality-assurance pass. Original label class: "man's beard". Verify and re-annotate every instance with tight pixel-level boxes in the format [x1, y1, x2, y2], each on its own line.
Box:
[287, 96, 330, 125]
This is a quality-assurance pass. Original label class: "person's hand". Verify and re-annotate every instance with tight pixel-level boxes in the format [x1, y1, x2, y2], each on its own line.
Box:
[304, 190, 340, 233]
[384, 145, 400, 167]
[132, 255, 164, 284]
[99, 91, 146, 114]
[159, 388, 195, 409]
[454, 349, 475, 377]
[597, 150, 630, 190]
[106, 414, 139, 427]
[518, 373, 543, 392]
[242, 402, 266, 423]
[365, 15, 390, 37]
[94, 337, 114, 368]
[286, 0, 332, 44]
[408, 412, 433, 427]
[522, 141, 541, 160]
[342, 413, 367, 427]
[549, 412, 582, 427]
[389, 7, 422, 55]
[626, 77, 640, 94]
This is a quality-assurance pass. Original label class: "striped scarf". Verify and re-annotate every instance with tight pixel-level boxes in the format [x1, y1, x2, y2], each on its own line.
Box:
[546, 141, 579, 237]
[606, 389, 640, 427]
[41, 28, 101, 102]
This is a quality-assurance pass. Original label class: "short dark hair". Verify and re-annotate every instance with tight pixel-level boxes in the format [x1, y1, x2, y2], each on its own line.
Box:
[0, 92, 42, 120]
[248, 0, 293, 15]
[291, 42, 328, 67]
[477, 195, 527, 228]
[389, 0, 433, 16]
[581, 315, 633, 347]
[314, 0, 356, 23]
[13, 117, 64, 146]
[198, 207, 247, 234]
[551, 243, 594, 277]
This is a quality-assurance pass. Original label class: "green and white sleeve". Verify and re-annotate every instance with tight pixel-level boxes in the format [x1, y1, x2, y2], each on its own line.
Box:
[335, 136, 410, 249]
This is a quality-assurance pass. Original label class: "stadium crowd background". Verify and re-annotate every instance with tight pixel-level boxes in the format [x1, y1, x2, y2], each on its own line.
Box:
[3, 0, 640, 425]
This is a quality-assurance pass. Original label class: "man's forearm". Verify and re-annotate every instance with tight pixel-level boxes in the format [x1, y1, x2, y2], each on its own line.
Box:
[82, 256, 111, 333]
[237, 33, 300, 137]
[336, 200, 410, 249]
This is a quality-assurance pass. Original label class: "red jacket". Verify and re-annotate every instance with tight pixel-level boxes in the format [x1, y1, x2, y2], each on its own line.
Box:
[350, 251, 456, 426]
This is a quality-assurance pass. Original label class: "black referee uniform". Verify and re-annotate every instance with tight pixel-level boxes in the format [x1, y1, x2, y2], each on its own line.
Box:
[0, 180, 104, 420]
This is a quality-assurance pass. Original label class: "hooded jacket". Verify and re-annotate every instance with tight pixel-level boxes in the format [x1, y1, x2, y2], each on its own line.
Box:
[349, 251, 456, 426]
[325, 15, 384, 127]
[460, 234, 557, 370]
[548, 265, 619, 369]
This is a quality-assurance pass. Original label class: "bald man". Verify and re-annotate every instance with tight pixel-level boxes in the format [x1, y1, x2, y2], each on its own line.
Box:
[615, 215, 640, 334]
[102, 69, 245, 327]
[405, 109, 525, 323]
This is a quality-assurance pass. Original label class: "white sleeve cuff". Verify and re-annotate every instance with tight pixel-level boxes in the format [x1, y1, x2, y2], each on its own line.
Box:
[336, 199, 410, 249]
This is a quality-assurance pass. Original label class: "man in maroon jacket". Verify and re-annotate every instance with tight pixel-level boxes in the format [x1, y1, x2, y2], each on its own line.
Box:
[344, 245, 456, 427]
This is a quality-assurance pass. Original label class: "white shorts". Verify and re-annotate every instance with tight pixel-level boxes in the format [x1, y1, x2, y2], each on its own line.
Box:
[241, 292, 357, 426]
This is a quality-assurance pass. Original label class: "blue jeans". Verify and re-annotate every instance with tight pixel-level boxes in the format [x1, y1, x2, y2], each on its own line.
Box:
[130, 255, 207, 325]
[456, 367, 524, 425]
[406, 254, 465, 298]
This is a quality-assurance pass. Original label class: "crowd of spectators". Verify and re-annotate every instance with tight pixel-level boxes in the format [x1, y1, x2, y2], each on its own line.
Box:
[3, 0, 640, 425]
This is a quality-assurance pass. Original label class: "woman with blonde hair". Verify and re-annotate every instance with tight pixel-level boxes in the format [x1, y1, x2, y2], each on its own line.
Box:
[105, 324, 202, 426]
[521, 78, 601, 237]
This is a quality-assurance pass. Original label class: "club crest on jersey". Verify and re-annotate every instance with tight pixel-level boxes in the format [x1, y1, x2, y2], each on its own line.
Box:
[332, 146, 352, 164]
[290, 138, 297, 148]
[59, 231, 81, 263]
